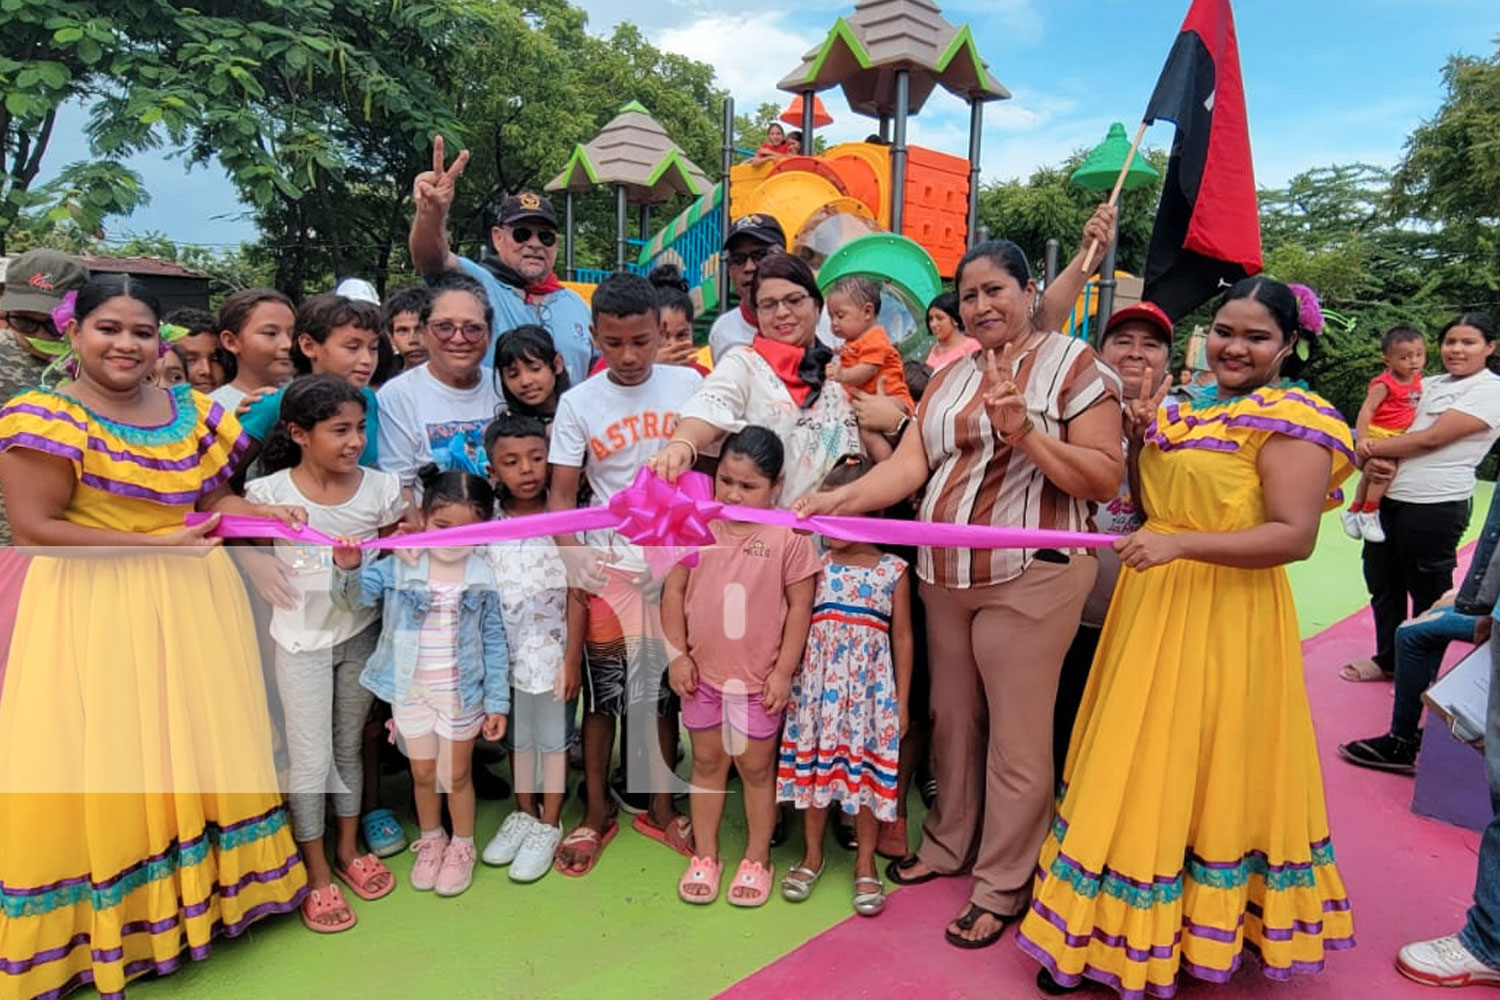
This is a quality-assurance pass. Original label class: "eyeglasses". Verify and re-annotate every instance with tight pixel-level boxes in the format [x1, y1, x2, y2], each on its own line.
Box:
[756, 291, 812, 315]
[428, 320, 490, 343]
[728, 246, 773, 269]
[508, 226, 557, 247]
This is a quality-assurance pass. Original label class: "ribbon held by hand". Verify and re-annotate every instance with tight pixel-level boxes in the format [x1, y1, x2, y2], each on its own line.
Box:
[191, 469, 1120, 563]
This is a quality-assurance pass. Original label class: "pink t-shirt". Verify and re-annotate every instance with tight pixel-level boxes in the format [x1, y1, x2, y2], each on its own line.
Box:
[926, 336, 981, 371]
[683, 521, 821, 694]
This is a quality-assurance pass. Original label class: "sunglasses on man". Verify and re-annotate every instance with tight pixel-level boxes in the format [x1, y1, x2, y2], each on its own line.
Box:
[507, 226, 557, 247]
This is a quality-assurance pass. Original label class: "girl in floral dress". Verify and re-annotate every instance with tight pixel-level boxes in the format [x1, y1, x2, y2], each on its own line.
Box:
[777, 454, 913, 916]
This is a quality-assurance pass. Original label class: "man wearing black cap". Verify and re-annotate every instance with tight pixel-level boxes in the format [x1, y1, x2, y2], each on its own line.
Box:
[409, 138, 593, 384]
[0, 249, 90, 544]
[708, 213, 840, 363]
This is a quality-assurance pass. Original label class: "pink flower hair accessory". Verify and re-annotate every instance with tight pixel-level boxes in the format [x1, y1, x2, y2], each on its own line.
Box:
[50, 290, 77, 333]
[1287, 283, 1325, 337]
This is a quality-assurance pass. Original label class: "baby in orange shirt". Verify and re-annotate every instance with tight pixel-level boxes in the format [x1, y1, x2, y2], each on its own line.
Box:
[825, 275, 914, 460]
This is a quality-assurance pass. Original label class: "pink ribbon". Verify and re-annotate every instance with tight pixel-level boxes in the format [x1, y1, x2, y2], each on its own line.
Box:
[188, 468, 1120, 557]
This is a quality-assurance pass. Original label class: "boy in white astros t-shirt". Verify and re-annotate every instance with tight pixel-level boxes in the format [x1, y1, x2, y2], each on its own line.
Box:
[548, 273, 702, 873]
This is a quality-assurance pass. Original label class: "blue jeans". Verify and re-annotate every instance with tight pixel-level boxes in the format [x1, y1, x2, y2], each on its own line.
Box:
[1391, 606, 1481, 739]
[1459, 624, 1500, 966]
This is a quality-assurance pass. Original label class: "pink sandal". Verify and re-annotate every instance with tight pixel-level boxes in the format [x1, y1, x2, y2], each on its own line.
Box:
[727, 858, 775, 908]
[677, 855, 724, 904]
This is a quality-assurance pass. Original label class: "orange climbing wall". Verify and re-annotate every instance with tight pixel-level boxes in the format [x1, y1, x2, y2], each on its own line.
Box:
[901, 146, 971, 276]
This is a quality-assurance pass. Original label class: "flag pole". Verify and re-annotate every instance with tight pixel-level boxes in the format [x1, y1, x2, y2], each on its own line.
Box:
[1080, 120, 1150, 274]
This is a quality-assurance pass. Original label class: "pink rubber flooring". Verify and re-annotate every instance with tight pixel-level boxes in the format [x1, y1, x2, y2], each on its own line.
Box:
[717, 603, 1487, 999]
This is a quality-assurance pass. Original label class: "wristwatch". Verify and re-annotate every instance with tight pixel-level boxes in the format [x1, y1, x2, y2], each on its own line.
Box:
[892, 415, 912, 439]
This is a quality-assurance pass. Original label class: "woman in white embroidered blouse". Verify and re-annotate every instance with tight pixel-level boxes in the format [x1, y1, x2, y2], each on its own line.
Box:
[647, 253, 861, 502]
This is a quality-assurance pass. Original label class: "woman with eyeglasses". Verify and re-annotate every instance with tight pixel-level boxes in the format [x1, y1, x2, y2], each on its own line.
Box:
[793, 234, 1124, 952]
[377, 272, 504, 504]
[648, 253, 862, 504]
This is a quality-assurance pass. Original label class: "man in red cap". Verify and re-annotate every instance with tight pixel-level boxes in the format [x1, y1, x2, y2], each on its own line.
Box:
[1051, 300, 1176, 774]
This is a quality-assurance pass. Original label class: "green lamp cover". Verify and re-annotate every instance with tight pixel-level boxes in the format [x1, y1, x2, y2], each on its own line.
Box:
[1070, 122, 1160, 193]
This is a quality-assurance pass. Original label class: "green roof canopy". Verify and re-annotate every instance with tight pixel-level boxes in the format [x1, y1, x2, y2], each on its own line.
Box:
[546, 103, 713, 205]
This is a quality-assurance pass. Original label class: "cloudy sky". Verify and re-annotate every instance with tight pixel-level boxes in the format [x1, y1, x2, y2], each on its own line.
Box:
[38, 0, 1500, 249]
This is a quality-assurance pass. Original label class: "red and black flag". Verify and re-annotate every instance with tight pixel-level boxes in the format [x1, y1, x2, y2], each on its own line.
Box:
[1142, 0, 1262, 321]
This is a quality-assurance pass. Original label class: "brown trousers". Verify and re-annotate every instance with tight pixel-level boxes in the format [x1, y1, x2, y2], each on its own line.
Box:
[916, 556, 1095, 915]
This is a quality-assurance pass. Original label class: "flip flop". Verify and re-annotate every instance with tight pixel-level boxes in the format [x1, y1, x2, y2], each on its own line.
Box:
[678, 855, 724, 904]
[886, 854, 942, 886]
[553, 818, 619, 878]
[334, 853, 396, 901]
[1339, 658, 1392, 683]
[632, 813, 694, 857]
[944, 903, 1020, 949]
[300, 885, 357, 934]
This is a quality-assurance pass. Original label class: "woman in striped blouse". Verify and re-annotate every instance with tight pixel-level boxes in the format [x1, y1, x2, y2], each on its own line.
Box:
[795, 239, 1123, 950]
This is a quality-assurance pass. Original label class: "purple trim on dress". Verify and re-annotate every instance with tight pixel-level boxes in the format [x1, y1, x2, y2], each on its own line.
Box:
[1182, 915, 1243, 943]
[0, 432, 84, 463]
[79, 473, 204, 506]
[0, 803, 287, 897]
[1028, 897, 1180, 960]
[5, 890, 306, 994]
[0, 402, 89, 432]
[0, 934, 90, 974]
[1150, 416, 1355, 463]
[217, 851, 303, 900]
[85, 435, 213, 473]
[1179, 953, 1241, 984]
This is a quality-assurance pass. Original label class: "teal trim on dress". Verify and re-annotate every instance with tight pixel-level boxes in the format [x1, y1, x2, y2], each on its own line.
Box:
[30, 384, 199, 447]
[1047, 825, 1342, 911]
[0, 808, 288, 918]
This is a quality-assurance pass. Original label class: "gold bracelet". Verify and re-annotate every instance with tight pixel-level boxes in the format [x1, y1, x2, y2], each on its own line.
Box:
[999, 416, 1035, 445]
[666, 437, 699, 466]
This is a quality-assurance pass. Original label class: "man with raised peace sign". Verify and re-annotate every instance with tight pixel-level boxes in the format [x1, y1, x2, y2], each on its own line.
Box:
[408, 137, 594, 385]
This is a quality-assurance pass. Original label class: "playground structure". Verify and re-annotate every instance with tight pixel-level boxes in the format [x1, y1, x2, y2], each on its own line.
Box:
[555, 0, 1122, 352]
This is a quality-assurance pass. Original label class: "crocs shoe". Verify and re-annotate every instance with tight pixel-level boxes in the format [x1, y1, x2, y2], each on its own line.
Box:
[409, 832, 449, 892]
[510, 823, 563, 883]
[483, 811, 537, 867]
[435, 839, 477, 897]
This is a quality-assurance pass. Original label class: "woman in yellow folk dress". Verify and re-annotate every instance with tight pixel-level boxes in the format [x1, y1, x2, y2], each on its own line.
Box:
[0, 276, 308, 1000]
[1018, 278, 1357, 997]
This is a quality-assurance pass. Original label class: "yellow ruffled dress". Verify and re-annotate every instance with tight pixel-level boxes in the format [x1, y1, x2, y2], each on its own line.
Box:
[1017, 387, 1356, 998]
[0, 385, 306, 1000]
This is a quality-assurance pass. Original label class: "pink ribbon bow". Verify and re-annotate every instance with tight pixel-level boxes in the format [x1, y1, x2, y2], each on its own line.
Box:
[607, 468, 722, 572]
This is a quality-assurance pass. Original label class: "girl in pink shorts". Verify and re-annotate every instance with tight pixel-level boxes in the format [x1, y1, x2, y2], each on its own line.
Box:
[663, 426, 820, 907]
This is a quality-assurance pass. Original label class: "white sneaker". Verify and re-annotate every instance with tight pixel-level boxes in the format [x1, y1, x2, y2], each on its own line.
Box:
[1340, 508, 1364, 539]
[1397, 934, 1500, 987]
[509, 823, 563, 883]
[482, 810, 537, 867]
[1360, 510, 1387, 543]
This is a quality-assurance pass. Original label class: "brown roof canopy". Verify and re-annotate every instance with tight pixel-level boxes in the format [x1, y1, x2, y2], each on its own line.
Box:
[545, 101, 714, 206]
[777, 0, 1009, 117]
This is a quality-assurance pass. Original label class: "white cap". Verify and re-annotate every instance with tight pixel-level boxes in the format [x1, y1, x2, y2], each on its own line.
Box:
[335, 277, 380, 304]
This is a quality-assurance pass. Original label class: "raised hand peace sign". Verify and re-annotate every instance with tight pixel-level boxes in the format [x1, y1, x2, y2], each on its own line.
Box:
[1124, 366, 1170, 443]
[413, 135, 470, 216]
[981, 341, 1029, 439]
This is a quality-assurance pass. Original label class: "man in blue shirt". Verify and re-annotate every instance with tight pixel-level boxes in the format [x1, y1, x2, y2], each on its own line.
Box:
[408, 138, 594, 384]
